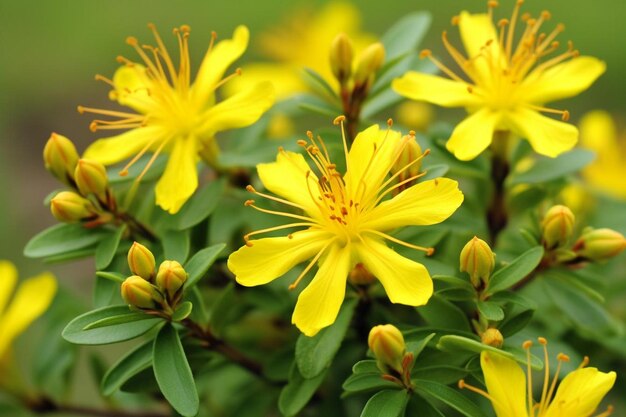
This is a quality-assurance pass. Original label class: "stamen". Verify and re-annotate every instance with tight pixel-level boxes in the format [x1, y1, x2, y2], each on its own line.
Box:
[363, 229, 434, 255]
[578, 355, 590, 369]
[77, 105, 139, 119]
[458, 380, 498, 403]
[506, 1, 525, 60]
[594, 405, 614, 417]
[288, 240, 335, 290]
[526, 104, 570, 121]
[147, 23, 178, 87]
[211, 68, 242, 92]
[94, 74, 116, 88]
[419, 49, 467, 83]
[523, 340, 534, 414]
[246, 185, 306, 211]
[244, 222, 316, 243]
[244, 201, 315, 223]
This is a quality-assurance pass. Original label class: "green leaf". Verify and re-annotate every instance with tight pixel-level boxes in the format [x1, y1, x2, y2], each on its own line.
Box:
[209, 282, 236, 336]
[476, 301, 504, 322]
[296, 298, 357, 378]
[486, 246, 544, 295]
[507, 149, 595, 186]
[171, 301, 193, 322]
[168, 179, 225, 230]
[24, 223, 110, 258]
[184, 243, 226, 288]
[302, 67, 337, 101]
[432, 275, 474, 293]
[414, 380, 488, 417]
[406, 332, 436, 360]
[360, 389, 409, 417]
[95, 271, 125, 283]
[62, 305, 162, 345]
[95, 225, 126, 270]
[436, 335, 513, 359]
[153, 324, 199, 417]
[161, 228, 190, 263]
[296, 93, 341, 117]
[279, 363, 328, 417]
[411, 365, 468, 385]
[83, 312, 156, 330]
[417, 295, 470, 331]
[101, 340, 153, 396]
[352, 360, 380, 374]
[499, 309, 534, 337]
[381, 12, 431, 61]
[343, 373, 397, 394]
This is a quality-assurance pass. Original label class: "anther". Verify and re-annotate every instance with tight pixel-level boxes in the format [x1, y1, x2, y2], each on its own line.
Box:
[487, 1, 498, 8]
[517, 0, 524, 5]
[451, 16, 460, 26]
[126, 36, 139, 46]
[562, 110, 570, 121]
[246, 185, 256, 193]
[408, 130, 416, 137]
[288, 233, 293, 239]
[333, 115, 346, 125]
[498, 19, 509, 28]
[419, 49, 432, 59]
[426, 248, 435, 256]
[180, 24, 191, 33]
[89, 122, 98, 132]
[387, 118, 393, 127]
[244, 199, 255, 206]
[296, 139, 307, 147]
[523, 340, 533, 349]
[77, 105, 85, 114]
[579, 355, 590, 368]
[542, 11, 552, 20]
[557, 353, 570, 362]
[467, 86, 474, 93]
[245, 241, 253, 247]
[458, 380, 466, 389]
[538, 337, 548, 345]
[306, 130, 314, 139]
[235, 68, 242, 76]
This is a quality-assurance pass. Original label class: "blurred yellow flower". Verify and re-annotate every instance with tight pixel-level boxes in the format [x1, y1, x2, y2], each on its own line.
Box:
[228, 120, 463, 336]
[0, 261, 57, 361]
[460, 338, 616, 417]
[393, 1, 605, 161]
[579, 111, 626, 199]
[80, 25, 275, 213]
[224, 2, 375, 99]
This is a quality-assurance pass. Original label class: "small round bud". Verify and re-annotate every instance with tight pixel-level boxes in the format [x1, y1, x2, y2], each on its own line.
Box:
[460, 236, 495, 288]
[127, 242, 156, 281]
[43, 133, 79, 185]
[541, 205, 575, 249]
[121, 275, 164, 309]
[368, 324, 406, 374]
[353, 42, 385, 87]
[395, 101, 434, 133]
[156, 260, 188, 300]
[481, 328, 504, 348]
[50, 191, 97, 223]
[74, 159, 109, 201]
[348, 263, 376, 286]
[574, 228, 626, 261]
[329, 33, 354, 85]
[391, 134, 423, 188]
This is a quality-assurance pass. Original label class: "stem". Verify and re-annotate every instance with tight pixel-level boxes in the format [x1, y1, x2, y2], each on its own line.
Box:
[487, 131, 511, 245]
[116, 211, 158, 242]
[27, 396, 167, 417]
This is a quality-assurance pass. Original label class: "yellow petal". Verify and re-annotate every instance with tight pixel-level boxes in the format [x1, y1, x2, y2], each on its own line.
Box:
[222, 63, 305, 99]
[0, 273, 57, 359]
[480, 351, 528, 417]
[579, 110, 618, 154]
[257, 150, 321, 218]
[83, 126, 164, 165]
[198, 82, 275, 136]
[228, 229, 331, 286]
[543, 367, 616, 417]
[112, 65, 154, 114]
[458, 12, 501, 83]
[523, 57, 606, 104]
[356, 236, 432, 306]
[447, 109, 501, 161]
[345, 124, 401, 204]
[0, 261, 17, 315]
[361, 178, 463, 231]
[292, 243, 352, 336]
[392, 72, 478, 108]
[155, 136, 198, 214]
[506, 108, 578, 157]
[192, 25, 249, 105]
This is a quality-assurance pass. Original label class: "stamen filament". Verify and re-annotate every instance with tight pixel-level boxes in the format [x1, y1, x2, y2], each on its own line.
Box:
[363, 229, 434, 255]
[245, 201, 316, 223]
[244, 222, 316, 243]
[246, 185, 307, 211]
[288, 239, 336, 290]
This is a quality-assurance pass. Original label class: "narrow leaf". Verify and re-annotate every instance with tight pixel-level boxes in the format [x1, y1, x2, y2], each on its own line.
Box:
[279, 363, 328, 417]
[360, 389, 409, 417]
[486, 246, 544, 295]
[414, 380, 488, 417]
[185, 244, 226, 288]
[95, 225, 126, 270]
[101, 340, 153, 396]
[25, 223, 109, 258]
[476, 301, 504, 322]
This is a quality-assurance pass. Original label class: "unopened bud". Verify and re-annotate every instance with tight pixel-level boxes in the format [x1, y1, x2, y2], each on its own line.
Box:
[391, 134, 423, 187]
[541, 205, 575, 249]
[121, 275, 164, 309]
[156, 260, 187, 300]
[368, 324, 406, 374]
[460, 236, 495, 288]
[75, 159, 109, 201]
[574, 228, 626, 261]
[349, 263, 375, 285]
[329, 33, 354, 85]
[50, 191, 97, 223]
[43, 133, 79, 185]
[353, 42, 385, 87]
[481, 328, 504, 348]
[127, 242, 156, 281]
[396, 101, 434, 133]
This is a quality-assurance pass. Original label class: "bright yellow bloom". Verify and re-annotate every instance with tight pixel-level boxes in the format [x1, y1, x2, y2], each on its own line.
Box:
[0, 261, 57, 360]
[80, 25, 275, 213]
[579, 111, 626, 199]
[224, 2, 375, 99]
[460, 338, 616, 417]
[393, 1, 605, 161]
[228, 120, 464, 336]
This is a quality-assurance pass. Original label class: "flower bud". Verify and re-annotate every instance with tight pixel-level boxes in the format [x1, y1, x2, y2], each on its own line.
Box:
[329, 33, 353, 85]
[574, 228, 626, 261]
[43, 133, 79, 185]
[368, 324, 406, 374]
[396, 101, 434, 133]
[460, 236, 495, 288]
[348, 263, 375, 286]
[391, 133, 423, 188]
[127, 242, 156, 281]
[50, 191, 97, 223]
[74, 159, 109, 201]
[353, 42, 385, 87]
[481, 328, 504, 348]
[541, 205, 575, 249]
[121, 275, 164, 309]
[156, 260, 187, 300]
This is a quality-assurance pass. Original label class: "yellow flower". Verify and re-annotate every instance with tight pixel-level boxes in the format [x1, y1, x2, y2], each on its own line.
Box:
[0, 261, 57, 360]
[393, 1, 605, 161]
[460, 338, 616, 417]
[227, 119, 464, 336]
[224, 2, 375, 99]
[579, 111, 626, 199]
[80, 24, 275, 213]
